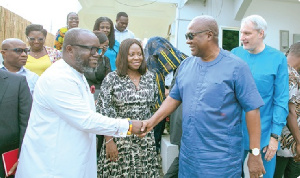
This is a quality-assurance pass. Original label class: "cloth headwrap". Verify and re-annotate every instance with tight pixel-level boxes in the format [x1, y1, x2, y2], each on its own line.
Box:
[144, 36, 188, 109]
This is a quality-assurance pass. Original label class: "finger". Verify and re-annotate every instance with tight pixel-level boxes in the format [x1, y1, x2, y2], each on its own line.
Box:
[106, 152, 109, 160]
[8, 162, 18, 175]
[263, 146, 267, 153]
[140, 121, 147, 132]
[139, 132, 147, 138]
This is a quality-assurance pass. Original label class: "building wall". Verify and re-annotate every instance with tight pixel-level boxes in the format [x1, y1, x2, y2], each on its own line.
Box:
[174, 0, 300, 56]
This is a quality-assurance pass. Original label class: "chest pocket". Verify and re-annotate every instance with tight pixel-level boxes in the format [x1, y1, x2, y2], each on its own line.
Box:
[202, 81, 225, 109]
[254, 74, 274, 97]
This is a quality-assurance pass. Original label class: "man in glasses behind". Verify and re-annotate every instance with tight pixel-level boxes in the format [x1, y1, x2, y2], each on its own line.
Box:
[141, 15, 265, 177]
[84, 31, 111, 100]
[16, 28, 145, 178]
[0, 38, 39, 94]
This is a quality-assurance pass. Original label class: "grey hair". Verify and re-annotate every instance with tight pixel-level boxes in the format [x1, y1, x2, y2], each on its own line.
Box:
[241, 15, 267, 39]
[287, 42, 300, 57]
[62, 28, 94, 52]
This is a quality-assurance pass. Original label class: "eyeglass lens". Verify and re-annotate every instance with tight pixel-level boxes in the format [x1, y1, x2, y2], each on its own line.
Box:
[28, 37, 44, 42]
[185, 33, 194, 40]
[6, 48, 29, 54]
[98, 48, 102, 54]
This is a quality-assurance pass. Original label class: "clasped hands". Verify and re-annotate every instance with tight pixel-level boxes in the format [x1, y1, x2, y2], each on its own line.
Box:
[131, 120, 153, 137]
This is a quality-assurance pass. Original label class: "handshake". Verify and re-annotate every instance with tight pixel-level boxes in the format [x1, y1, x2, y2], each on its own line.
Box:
[130, 120, 152, 137]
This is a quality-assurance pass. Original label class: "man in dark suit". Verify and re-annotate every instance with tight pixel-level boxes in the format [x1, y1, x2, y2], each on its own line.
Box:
[0, 70, 32, 178]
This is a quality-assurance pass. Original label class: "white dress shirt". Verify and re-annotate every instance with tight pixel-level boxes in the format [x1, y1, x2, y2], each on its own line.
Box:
[0, 63, 39, 95]
[16, 59, 129, 178]
[114, 27, 135, 43]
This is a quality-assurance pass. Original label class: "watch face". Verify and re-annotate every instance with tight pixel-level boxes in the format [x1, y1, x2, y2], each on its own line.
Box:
[252, 148, 260, 156]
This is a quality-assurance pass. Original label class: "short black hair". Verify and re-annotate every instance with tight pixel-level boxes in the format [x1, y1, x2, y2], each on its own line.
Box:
[116, 12, 128, 20]
[67, 12, 78, 24]
[93, 31, 108, 44]
[25, 24, 47, 37]
[93, 17, 115, 49]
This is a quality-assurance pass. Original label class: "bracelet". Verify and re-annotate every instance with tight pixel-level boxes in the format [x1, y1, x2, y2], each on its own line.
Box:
[105, 137, 113, 144]
[127, 118, 132, 135]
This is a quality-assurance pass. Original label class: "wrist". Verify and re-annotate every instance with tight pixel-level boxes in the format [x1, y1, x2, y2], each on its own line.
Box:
[271, 133, 281, 142]
[249, 148, 260, 156]
[127, 118, 132, 135]
[105, 137, 114, 144]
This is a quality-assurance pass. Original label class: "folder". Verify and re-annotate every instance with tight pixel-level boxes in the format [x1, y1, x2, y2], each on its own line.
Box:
[2, 148, 18, 177]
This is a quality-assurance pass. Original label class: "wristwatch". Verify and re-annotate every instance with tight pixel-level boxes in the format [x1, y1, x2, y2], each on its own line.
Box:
[271, 133, 281, 141]
[249, 148, 260, 156]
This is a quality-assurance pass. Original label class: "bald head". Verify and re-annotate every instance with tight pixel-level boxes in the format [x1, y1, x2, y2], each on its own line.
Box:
[62, 28, 98, 52]
[2, 38, 25, 50]
[1, 38, 28, 72]
[62, 28, 100, 73]
[189, 15, 219, 43]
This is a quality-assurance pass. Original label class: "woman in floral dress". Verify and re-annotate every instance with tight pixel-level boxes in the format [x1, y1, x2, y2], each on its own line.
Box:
[96, 38, 160, 177]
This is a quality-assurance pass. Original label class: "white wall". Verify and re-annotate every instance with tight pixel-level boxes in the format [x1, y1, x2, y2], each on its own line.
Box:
[174, 0, 242, 56]
[244, 0, 300, 50]
[174, 0, 300, 55]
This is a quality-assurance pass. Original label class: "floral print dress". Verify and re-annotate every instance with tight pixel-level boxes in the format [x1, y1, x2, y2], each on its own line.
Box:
[96, 70, 160, 178]
[279, 65, 300, 157]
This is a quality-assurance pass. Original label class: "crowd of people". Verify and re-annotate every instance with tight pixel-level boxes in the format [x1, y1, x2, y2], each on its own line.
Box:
[0, 10, 299, 178]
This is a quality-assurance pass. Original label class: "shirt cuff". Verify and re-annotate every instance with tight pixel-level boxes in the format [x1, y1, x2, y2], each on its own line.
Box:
[272, 123, 284, 136]
[115, 118, 129, 137]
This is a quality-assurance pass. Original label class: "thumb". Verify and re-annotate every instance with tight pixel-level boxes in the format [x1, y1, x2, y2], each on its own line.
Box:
[141, 121, 147, 132]
[263, 146, 267, 153]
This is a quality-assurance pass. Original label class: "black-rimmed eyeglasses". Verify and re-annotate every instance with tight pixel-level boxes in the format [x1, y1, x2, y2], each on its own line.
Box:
[70, 44, 100, 55]
[27, 37, 45, 42]
[3, 48, 29, 55]
[185, 30, 210, 40]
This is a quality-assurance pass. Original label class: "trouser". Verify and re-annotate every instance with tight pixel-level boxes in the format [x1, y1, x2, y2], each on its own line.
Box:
[274, 155, 300, 178]
[96, 135, 104, 159]
[243, 149, 276, 178]
[154, 119, 166, 153]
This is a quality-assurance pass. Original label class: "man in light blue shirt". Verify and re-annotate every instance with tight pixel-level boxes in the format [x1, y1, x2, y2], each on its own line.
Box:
[114, 12, 135, 43]
[232, 15, 289, 178]
[1, 38, 39, 94]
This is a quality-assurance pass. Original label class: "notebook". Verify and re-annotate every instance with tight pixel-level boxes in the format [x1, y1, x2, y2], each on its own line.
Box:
[2, 148, 18, 177]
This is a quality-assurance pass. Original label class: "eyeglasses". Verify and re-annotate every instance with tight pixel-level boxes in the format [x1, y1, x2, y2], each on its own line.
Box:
[70, 44, 100, 55]
[68, 17, 79, 21]
[3, 48, 29, 55]
[185, 30, 210, 40]
[27, 37, 45, 42]
[98, 46, 108, 54]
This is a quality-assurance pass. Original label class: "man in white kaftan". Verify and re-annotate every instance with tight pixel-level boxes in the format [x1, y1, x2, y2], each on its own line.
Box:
[16, 28, 143, 178]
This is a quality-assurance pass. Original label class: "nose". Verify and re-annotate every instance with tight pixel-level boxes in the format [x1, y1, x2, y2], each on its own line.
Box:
[186, 38, 191, 44]
[240, 34, 245, 41]
[21, 51, 28, 56]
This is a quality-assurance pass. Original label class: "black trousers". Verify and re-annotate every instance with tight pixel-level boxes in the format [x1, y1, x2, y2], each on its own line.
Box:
[154, 119, 166, 153]
[274, 155, 300, 178]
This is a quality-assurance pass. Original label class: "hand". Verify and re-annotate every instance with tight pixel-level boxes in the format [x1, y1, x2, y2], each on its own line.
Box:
[131, 120, 144, 135]
[263, 137, 278, 161]
[294, 142, 300, 162]
[106, 140, 118, 162]
[248, 153, 266, 178]
[137, 120, 155, 138]
[165, 89, 170, 97]
[8, 161, 18, 176]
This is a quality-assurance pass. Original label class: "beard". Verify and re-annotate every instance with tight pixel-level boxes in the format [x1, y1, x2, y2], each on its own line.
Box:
[74, 53, 92, 73]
